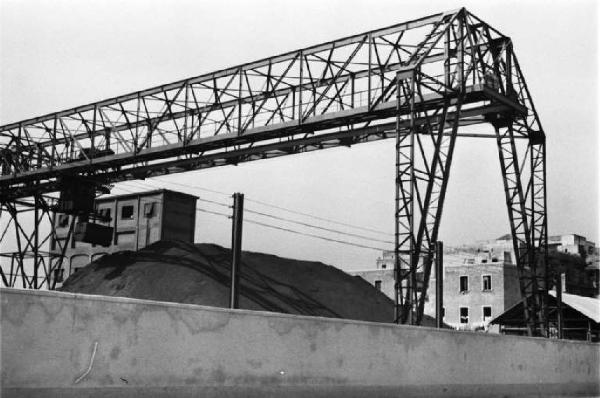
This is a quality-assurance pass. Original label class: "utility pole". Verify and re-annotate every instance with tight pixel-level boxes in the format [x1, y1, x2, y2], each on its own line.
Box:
[435, 241, 444, 329]
[229, 193, 244, 309]
[557, 272, 564, 339]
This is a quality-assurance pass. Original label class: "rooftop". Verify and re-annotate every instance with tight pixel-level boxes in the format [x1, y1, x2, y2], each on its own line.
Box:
[96, 188, 198, 202]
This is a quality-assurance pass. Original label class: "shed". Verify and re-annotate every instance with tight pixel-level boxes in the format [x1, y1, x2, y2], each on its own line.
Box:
[490, 291, 599, 342]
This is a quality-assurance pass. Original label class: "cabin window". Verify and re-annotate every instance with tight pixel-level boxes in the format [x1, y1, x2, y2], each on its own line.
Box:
[143, 202, 155, 217]
[121, 205, 134, 220]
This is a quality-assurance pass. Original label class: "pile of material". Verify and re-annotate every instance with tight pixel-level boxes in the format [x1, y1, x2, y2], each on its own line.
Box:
[61, 240, 435, 325]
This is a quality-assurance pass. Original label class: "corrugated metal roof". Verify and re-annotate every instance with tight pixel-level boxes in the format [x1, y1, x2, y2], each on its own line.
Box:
[550, 291, 600, 323]
[491, 291, 600, 325]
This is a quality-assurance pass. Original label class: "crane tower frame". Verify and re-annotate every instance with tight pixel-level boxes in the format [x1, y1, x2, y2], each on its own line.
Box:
[0, 8, 549, 336]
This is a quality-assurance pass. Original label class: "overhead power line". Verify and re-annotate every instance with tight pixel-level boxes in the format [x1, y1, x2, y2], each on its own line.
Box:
[150, 178, 230, 197]
[244, 197, 391, 237]
[244, 219, 390, 252]
[196, 208, 389, 252]
[244, 208, 394, 245]
[193, 196, 392, 245]
[197, 197, 231, 209]
[121, 178, 392, 237]
[196, 208, 232, 219]
[121, 179, 392, 244]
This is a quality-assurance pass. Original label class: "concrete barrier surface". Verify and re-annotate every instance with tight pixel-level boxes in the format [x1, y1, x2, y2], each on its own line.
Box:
[1, 288, 599, 397]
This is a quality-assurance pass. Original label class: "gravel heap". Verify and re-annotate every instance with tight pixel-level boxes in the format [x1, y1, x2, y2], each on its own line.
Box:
[61, 240, 436, 325]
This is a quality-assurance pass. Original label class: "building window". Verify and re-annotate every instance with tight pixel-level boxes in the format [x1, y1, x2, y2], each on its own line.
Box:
[482, 275, 492, 291]
[98, 208, 111, 222]
[121, 205, 134, 220]
[374, 280, 382, 291]
[58, 214, 70, 228]
[381, 263, 386, 269]
[143, 202, 155, 217]
[460, 307, 469, 324]
[442, 307, 445, 318]
[483, 306, 492, 321]
[459, 275, 468, 293]
[53, 268, 64, 283]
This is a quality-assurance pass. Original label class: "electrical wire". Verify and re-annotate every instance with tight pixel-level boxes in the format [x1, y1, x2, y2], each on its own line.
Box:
[122, 178, 392, 237]
[148, 178, 230, 197]
[197, 197, 231, 209]
[244, 219, 390, 252]
[196, 207, 231, 218]
[244, 208, 394, 245]
[193, 196, 393, 245]
[243, 197, 391, 237]
[196, 207, 389, 252]
[121, 179, 393, 244]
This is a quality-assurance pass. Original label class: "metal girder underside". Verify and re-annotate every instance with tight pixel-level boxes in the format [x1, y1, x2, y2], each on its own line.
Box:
[0, 8, 548, 336]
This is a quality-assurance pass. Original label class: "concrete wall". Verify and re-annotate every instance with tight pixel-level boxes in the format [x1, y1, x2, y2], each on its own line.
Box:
[1, 288, 598, 398]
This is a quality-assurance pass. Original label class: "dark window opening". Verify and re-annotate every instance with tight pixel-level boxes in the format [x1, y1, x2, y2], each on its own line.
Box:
[98, 208, 111, 222]
[482, 275, 492, 291]
[58, 214, 69, 228]
[459, 276, 469, 293]
[483, 306, 492, 320]
[381, 263, 386, 269]
[54, 268, 64, 283]
[144, 202, 155, 217]
[460, 307, 469, 324]
[121, 205, 134, 220]
[374, 280, 382, 291]
[442, 307, 445, 318]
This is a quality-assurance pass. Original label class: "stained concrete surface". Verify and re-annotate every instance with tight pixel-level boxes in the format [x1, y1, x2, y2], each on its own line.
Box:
[2, 288, 599, 397]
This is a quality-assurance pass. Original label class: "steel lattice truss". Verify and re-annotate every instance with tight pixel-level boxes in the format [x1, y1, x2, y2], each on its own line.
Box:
[0, 8, 548, 336]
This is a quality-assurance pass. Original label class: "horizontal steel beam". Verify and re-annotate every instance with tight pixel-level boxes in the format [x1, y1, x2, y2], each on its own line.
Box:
[0, 84, 526, 191]
[1, 101, 519, 200]
[0, 11, 460, 131]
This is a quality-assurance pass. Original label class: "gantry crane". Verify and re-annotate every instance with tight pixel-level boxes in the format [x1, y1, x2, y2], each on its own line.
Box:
[0, 8, 549, 336]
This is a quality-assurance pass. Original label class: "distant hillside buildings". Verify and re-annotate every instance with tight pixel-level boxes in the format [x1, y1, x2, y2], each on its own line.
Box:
[351, 233, 599, 332]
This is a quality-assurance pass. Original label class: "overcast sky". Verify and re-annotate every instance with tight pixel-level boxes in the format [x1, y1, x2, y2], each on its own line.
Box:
[1, 0, 598, 271]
